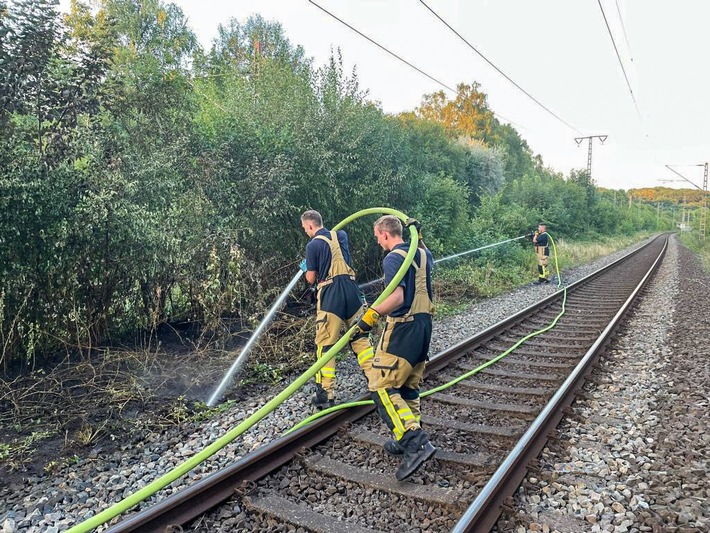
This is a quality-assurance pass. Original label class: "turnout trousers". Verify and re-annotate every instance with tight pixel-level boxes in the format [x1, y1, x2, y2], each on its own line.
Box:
[315, 276, 370, 399]
[361, 314, 433, 440]
[536, 245, 549, 281]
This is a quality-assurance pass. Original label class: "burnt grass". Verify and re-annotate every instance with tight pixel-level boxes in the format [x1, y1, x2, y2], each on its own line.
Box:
[0, 310, 317, 488]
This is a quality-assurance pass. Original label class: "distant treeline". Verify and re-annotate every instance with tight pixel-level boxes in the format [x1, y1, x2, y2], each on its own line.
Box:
[627, 186, 706, 206]
[0, 0, 671, 372]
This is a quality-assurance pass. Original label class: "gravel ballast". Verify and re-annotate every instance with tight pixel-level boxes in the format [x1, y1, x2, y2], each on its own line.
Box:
[495, 236, 709, 533]
[3, 235, 707, 532]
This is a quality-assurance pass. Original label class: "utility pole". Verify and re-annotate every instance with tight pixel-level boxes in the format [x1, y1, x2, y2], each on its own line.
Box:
[666, 163, 708, 240]
[574, 135, 608, 179]
[701, 162, 708, 240]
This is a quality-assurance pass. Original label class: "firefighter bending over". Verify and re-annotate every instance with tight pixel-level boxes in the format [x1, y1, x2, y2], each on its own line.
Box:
[300, 210, 372, 409]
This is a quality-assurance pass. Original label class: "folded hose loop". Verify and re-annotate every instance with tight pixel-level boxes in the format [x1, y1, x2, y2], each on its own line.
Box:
[333, 207, 419, 304]
[288, 230, 566, 431]
[66, 207, 417, 533]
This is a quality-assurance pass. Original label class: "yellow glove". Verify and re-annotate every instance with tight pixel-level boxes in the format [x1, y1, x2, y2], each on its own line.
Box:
[352, 307, 380, 337]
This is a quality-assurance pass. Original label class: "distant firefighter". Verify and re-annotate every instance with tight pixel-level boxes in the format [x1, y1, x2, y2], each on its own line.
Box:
[531, 223, 550, 284]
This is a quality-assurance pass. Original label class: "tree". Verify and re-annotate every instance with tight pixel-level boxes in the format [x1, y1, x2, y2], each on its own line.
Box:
[0, 0, 113, 163]
[491, 122, 535, 182]
[416, 82, 496, 142]
[204, 14, 310, 76]
[568, 168, 596, 208]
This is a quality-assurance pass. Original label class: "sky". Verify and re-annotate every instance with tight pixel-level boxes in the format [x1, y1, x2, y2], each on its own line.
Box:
[64, 0, 710, 191]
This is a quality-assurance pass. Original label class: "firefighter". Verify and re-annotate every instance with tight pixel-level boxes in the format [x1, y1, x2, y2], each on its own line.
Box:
[533, 223, 550, 284]
[351, 215, 436, 481]
[300, 210, 372, 409]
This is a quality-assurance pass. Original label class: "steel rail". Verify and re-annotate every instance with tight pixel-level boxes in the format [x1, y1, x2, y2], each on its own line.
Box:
[427, 234, 660, 373]
[451, 234, 669, 533]
[105, 236, 666, 533]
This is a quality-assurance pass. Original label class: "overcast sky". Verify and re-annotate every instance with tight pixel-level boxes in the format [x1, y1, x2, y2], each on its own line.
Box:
[64, 0, 710, 191]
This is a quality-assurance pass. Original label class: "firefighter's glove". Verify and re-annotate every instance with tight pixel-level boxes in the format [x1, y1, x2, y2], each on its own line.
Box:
[352, 308, 380, 338]
[404, 218, 423, 241]
[299, 259, 308, 272]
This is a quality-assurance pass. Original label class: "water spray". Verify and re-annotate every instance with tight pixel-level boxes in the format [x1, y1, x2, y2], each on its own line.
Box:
[359, 234, 528, 290]
[206, 270, 305, 407]
[209, 232, 531, 405]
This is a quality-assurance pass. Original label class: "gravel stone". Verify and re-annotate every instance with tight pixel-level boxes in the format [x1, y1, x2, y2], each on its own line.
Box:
[4, 235, 705, 533]
[495, 235, 710, 533]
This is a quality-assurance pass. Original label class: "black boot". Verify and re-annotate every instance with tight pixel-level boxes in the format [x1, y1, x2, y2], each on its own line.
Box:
[383, 440, 404, 456]
[395, 429, 436, 481]
[311, 385, 333, 409]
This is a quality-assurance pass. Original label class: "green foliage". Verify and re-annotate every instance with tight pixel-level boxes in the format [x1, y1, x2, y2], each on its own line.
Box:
[246, 362, 284, 385]
[680, 231, 710, 272]
[0, 3, 672, 373]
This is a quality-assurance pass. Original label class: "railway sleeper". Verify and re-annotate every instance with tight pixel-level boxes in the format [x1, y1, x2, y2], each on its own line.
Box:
[474, 366, 561, 382]
[494, 334, 591, 350]
[428, 391, 538, 417]
[421, 415, 521, 438]
[472, 353, 573, 369]
[435, 374, 553, 398]
[565, 292, 629, 303]
[505, 328, 602, 343]
[426, 400, 529, 432]
[523, 318, 607, 332]
[559, 305, 623, 317]
[483, 340, 586, 356]
[244, 494, 380, 533]
[351, 429, 496, 468]
[303, 454, 461, 507]
[530, 311, 611, 326]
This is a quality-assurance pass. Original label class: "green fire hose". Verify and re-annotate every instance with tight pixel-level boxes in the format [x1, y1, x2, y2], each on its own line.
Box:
[66, 207, 417, 533]
[286, 233, 563, 432]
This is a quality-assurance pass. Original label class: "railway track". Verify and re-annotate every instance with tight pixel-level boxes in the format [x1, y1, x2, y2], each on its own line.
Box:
[105, 234, 669, 533]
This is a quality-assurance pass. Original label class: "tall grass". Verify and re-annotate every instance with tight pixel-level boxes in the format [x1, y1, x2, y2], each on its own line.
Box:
[433, 233, 653, 313]
[551, 233, 654, 271]
[679, 232, 710, 272]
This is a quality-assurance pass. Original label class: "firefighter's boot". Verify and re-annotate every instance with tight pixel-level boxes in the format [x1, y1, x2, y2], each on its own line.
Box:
[311, 385, 334, 410]
[383, 439, 404, 456]
[395, 429, 436, 481]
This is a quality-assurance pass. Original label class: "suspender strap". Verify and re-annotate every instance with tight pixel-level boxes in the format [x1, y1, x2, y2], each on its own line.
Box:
[314, 231, 356, 289]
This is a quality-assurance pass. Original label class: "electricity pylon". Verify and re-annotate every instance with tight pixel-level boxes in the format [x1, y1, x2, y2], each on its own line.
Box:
[574, 135, 608, 180]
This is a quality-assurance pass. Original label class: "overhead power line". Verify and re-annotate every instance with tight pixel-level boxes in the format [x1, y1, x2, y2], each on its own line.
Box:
[418, 0, 582, 135]
[597, 0, 642, 120]
[307, 0, 517, 126]
[665, 165, 703, 192]
[614, 0, 633, 61]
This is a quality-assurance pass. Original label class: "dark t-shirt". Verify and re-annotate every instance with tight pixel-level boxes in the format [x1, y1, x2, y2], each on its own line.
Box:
[305, 228, 352, 282]
[535, 232, 549, 247]
[382, 243, 434, 317]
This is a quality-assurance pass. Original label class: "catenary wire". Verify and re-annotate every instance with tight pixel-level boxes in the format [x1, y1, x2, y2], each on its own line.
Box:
[614, 0, 633, 61]
[418, 0, 582, 135]
[597, 0, 642, 120]
[307, 0, 519, 127]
